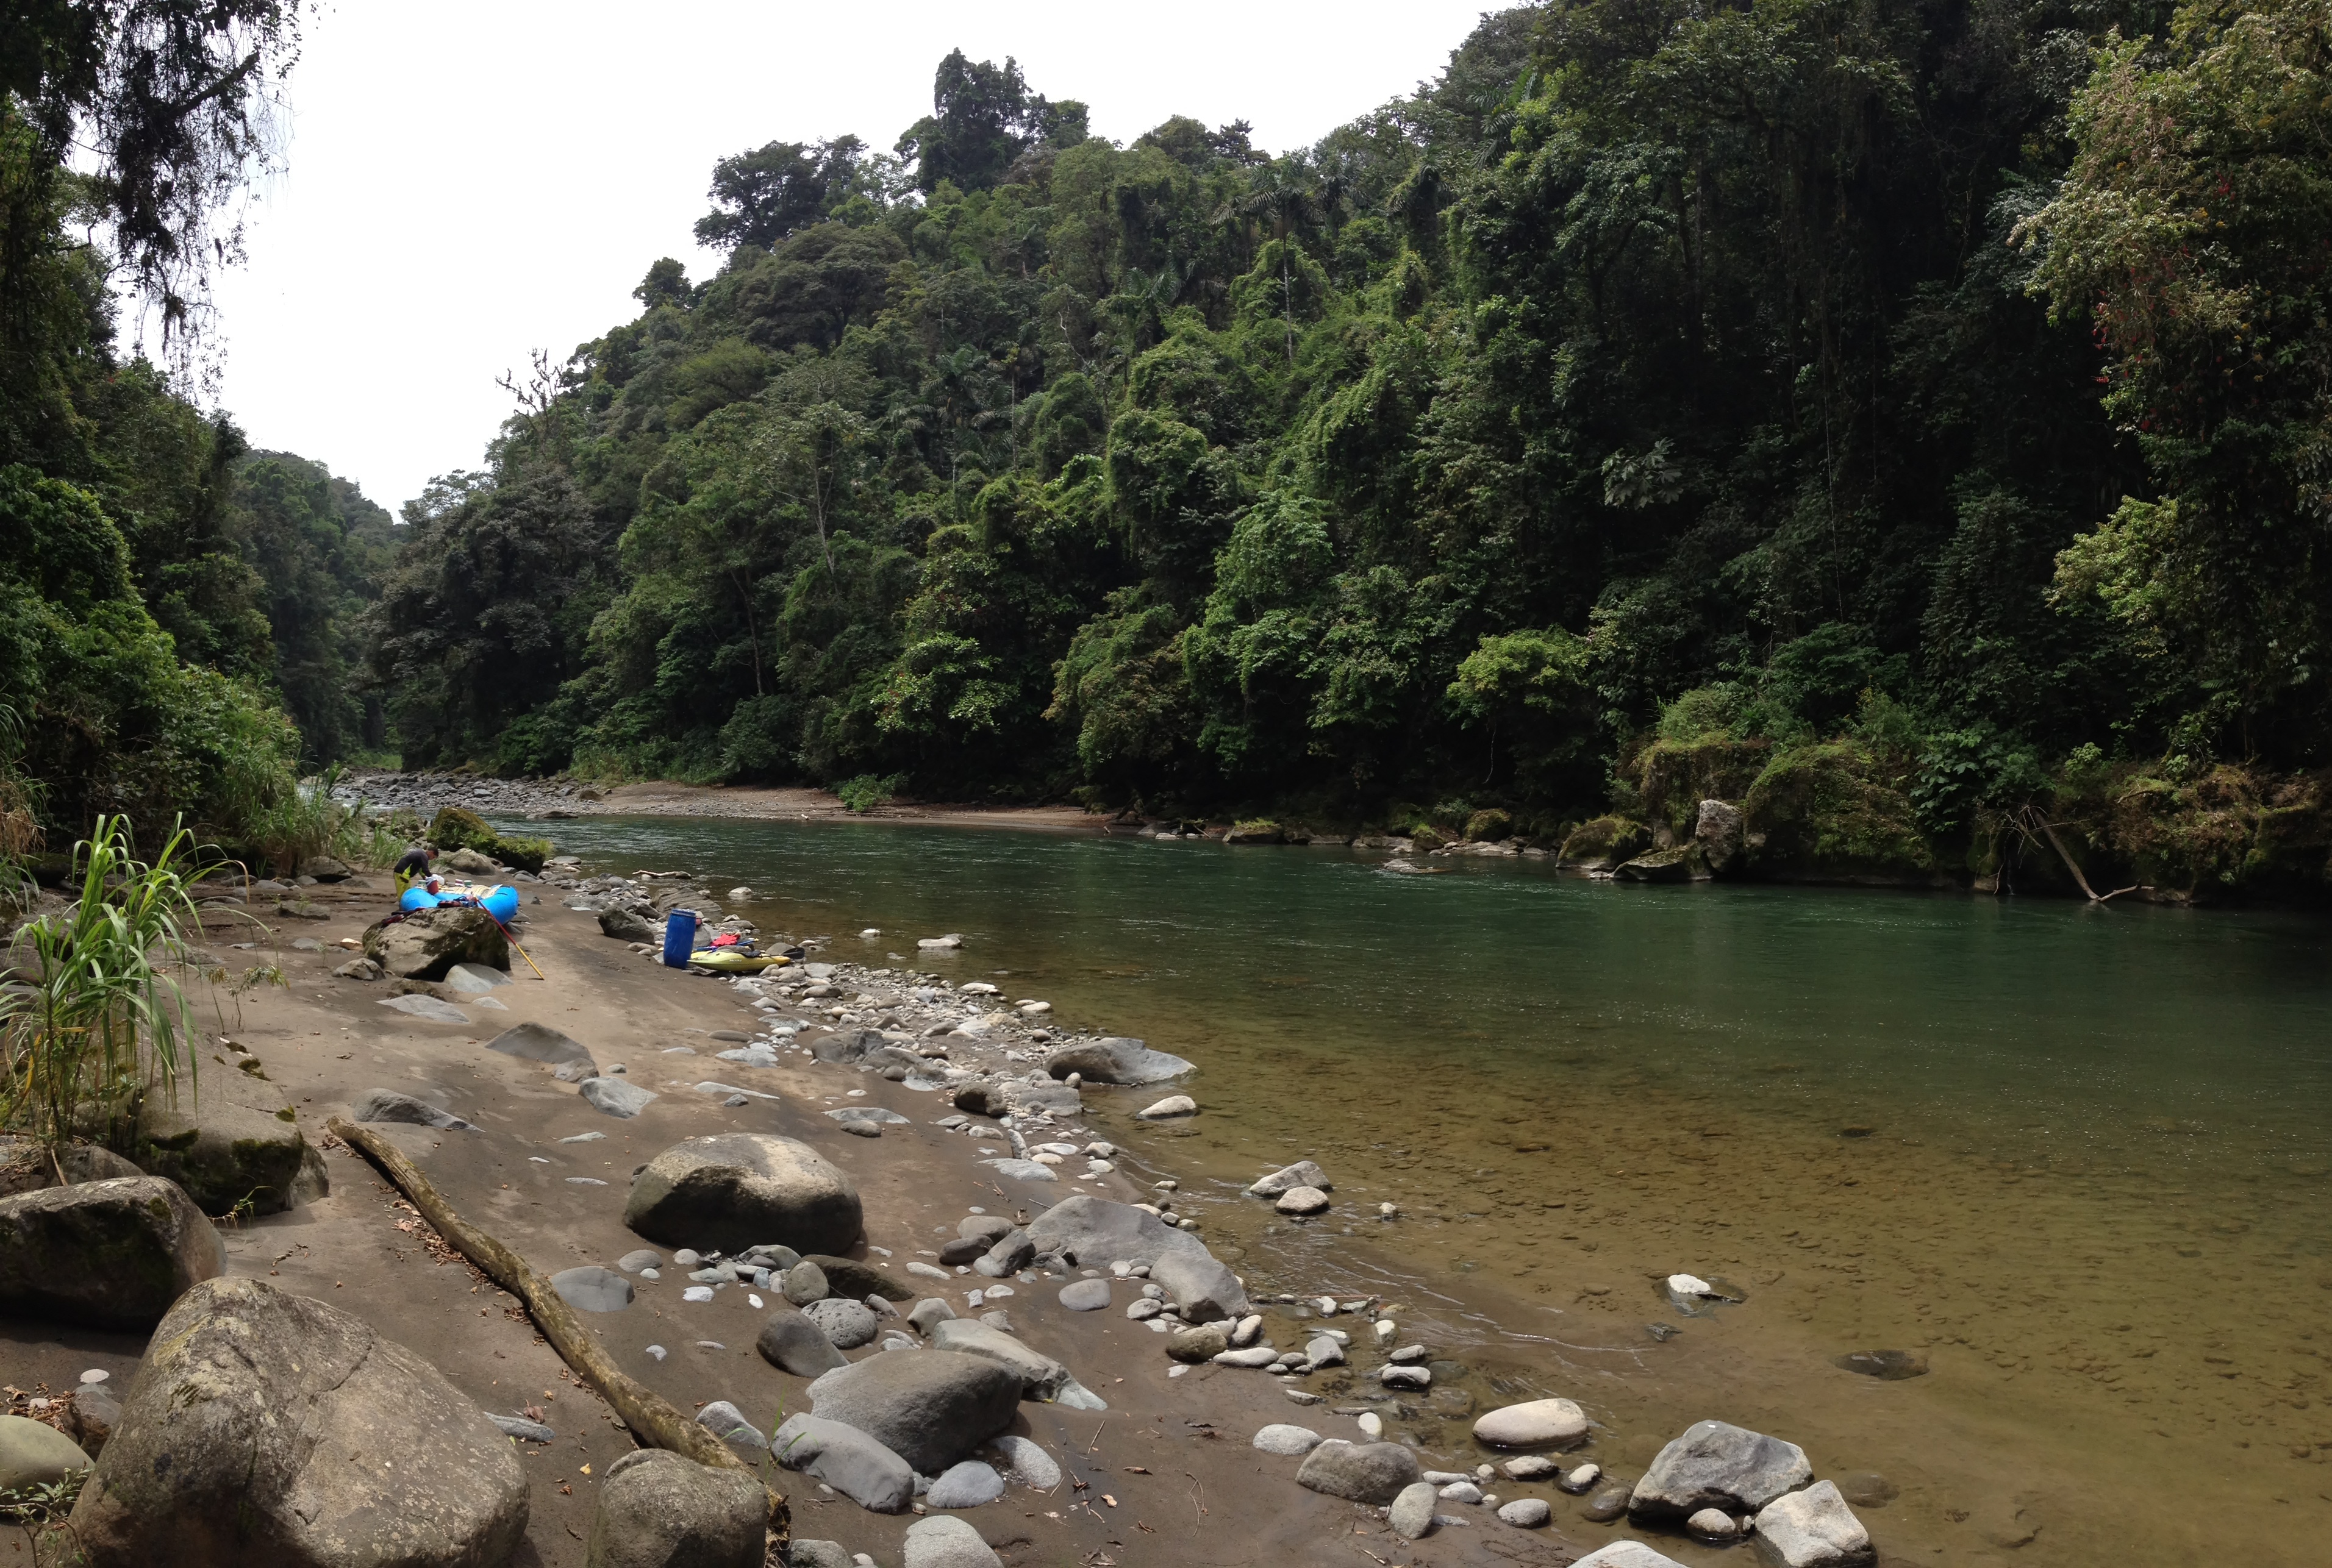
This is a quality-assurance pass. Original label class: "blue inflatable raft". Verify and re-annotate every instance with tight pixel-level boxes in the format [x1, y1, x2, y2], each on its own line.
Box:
[398, 882, 520, 922]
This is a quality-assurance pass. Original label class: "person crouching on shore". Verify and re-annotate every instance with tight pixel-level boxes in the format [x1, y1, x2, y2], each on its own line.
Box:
[392, 844, 437, 890]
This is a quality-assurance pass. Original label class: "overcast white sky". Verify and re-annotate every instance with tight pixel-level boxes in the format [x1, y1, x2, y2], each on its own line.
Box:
[204, 2, 1496, 515]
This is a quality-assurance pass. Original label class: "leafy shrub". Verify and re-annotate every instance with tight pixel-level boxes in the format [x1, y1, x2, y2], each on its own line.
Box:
[834, 773, 903, 813]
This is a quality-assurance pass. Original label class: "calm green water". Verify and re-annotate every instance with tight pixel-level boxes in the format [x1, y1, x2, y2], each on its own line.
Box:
[518, 814, 2332, 1564]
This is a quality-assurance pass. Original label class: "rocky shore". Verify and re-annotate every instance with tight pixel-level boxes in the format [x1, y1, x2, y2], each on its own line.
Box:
[0, 835, 1898, 1568]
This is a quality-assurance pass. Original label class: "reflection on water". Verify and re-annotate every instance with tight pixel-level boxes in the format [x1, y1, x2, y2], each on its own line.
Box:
[521, 814, 2332, 1565]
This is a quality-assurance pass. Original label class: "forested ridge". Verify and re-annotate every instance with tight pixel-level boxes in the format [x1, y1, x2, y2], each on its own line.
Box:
[8, 1, 2332, 900]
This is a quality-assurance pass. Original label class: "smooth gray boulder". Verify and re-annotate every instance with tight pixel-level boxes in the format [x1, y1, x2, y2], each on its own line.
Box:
[925, 1459, 1005, 1508]
[599, 907, 657, 943]
[771, 1413, 915, 1513]
[806, 1350, 1020, 1474]
[550, 1266, 634, 1313]
[1498, 1497, 1553, 1527]
[0, 1414, 91, 1490]
[1150, 1247, 1250, 1321]
[782, 1259, 831, 1305]
[586, 1447, 765, 1568]
[1251, 1424, 1322, 1456]
[68, 1277, 526, 1567]
[132, 1085, 310, 1214]
[617, 1248, 661, 1273]
[908, 1297, 957, 1334]
[1297, 1439, 1420, 1505]
[1631, 1420, 1813, 1519]
[487, 1021, 596, 1070]
[758, 1308, 850, 1376]
[929, 1317, 1072, 1399]
[1388, 1480, 1437, 1539]
[986, 1434, 1060, 1491]
[1754, 1480, 1875, 1567]
[973, 1228, 1034, 1277]
[1246, 1160, 1330, 1197]
[901, 1514, 1003, 1568]
[580, 1077, 657, 1117]
[802, 1297, 879, 1349]
[1058, 1278, 1111, 1311]
[1043, 1036, 1192, 1085]
[1026, 1194, 1207, 1270]
[351, 1089, 477, 1133]
[623, 1134, 861, 1253]
[364, 904, 508, 980]
[0, 1176, 222, 1329]
[695, 1401, 768, 1451]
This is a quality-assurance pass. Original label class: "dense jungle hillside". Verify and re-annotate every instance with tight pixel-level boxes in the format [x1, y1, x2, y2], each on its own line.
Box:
[365, 0, 2332, 897]
[6, 1, 2331, 902]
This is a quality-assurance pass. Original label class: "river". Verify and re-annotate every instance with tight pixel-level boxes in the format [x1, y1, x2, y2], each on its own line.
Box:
[513, 812, 2332, 1565]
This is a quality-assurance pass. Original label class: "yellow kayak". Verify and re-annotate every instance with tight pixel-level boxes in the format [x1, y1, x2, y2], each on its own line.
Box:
[687, 950, 791, 974]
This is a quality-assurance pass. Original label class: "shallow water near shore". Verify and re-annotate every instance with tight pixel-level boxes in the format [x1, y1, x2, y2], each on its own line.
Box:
[518, 813, 2331, 1564]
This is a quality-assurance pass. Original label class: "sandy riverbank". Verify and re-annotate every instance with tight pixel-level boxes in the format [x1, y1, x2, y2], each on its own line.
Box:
[6, 865, 1743, 1568]
[343, 770, 1104, 835]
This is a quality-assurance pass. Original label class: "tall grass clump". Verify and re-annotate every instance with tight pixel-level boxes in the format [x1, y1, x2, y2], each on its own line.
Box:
[246, 765, 402, 875]
[0, 816, 202, 1161]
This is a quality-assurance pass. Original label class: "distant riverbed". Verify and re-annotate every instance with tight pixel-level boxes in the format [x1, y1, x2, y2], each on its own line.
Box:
[510, 810, 2332, 1566]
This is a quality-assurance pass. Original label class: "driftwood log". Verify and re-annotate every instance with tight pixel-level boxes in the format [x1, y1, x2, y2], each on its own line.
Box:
[327, 1116, 790, 1542]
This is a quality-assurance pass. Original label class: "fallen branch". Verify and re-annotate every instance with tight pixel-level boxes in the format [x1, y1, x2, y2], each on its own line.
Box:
[327, 1116, 788, 1542]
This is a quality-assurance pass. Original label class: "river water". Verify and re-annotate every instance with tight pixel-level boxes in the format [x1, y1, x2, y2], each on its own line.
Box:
[517, 813, 2332, 1565]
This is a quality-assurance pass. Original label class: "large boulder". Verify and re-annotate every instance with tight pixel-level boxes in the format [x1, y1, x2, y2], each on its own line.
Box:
[68, 1277, 528, 1566]
[769, 1413, 915, 1513]
[806, 1349, 1020, 1475]
[132, 1084, 311, 1214]
[1754, 1480, 1875, 1567]
[0, 1175, 221, 1328]
[585, 1449, 765, 1568]
[364, 905, 509, 981]
[1295, 1439, 1420, 1505]
[1556, 816, 1651, 871]
[0, 1136, 141, 1198]
[1043, 1038, 1192, 1086]
[623, 1135, 862, 1254]
[1631, 1419, 1812, 1519]
[929, 1318, 1073, 1400]
[1695, 798, 1746, 873]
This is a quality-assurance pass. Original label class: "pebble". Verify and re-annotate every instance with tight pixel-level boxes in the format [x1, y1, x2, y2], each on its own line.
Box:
[644, 1345, 667, 1361]
[1283, 1389, 1324, 1406]
[987, 1434, 1062, 1491]
[1437, 1481, 1483, 1504]
[1388, 1344, 1428, 1364]
[1230, 1314, 1264, 1345]
[1357, 1412, 1383, 1438]
[1496, 1497, 1551, 1528]
[682, 1286, 714, 1303]
[1388, 1481, 1438, 1541]
[1502, 1456, 1557, 1480]
[1559, 1461, 1602, 1493]
[1380, 1365, 1431, 1389]
[1473, 1397, 1587, 1448]
[617, 1249, 661, 1274]
[1582, 1483, 1633, 1522]
[1136, 1094, 1196, 1119]
[1688, 1507, 1740, 1541]
[925, 1460, 1005, 1509]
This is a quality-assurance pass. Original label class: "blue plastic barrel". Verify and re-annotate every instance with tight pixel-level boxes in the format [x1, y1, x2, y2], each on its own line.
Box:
[662, 908, 698, 968]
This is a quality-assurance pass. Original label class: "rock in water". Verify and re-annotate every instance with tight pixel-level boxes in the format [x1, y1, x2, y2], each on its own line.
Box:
[770, 1413, 915, 1513]
[579, 1077, 657, 1118]
[928, 1319, 1072, 1400]
[806, 1350, 1021, 1474]
[68, 1277, 526, 1567]
[925, 1460, 1005, 1508]
[1251, 1424, 1322, 1456]
[901, 1514, 1003, 1568]
[1273, 1185, 1330, 1216]
[1832, 1349, 1928, 1380]
[1630, 1419, 1812, 1519]
[0, 1176, 222, 1328]
[1247, 1160, 1331, 1197]
[549, 1266, 633, 1313]
[1135, 1094, 1196, 1119]
[622, 1133, 862, 1254]
[1388, 1481, 1437, 1539]
[0, 1414, 90, 1491]
[1688, 1506, 1740, 1541]
[132, 1085, 310, 1216]
[1754, 1479, 1876, 1567]
[1473, 1397, 1589, 1448]
[1042, 1038, 1193, 1086]
[363, 905, 508, 980]
[1573, 1545, 1692, 1568]
[1498, 1497, 1551, 1528]
[757, 1309, 851, 1376]
[1295, 1439, 1422, 1505]
[586, 1449, 765, 1568]
[351, 1089, 477, 1133]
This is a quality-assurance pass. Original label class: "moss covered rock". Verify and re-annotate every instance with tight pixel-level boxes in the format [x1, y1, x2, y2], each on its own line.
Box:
[1615, 845, 1710, 883]
[427, 805, 493, 851]
[487, 833, 552, 873]
[0, 1175, 223, 1328]
[1464, 807, 1514, 842]
[1556, 816, 1650, 870]
[1635, 738, 1771, 841]
[133, 1083, 313, 1217]
[1742, 742, 1938, 883]
[1225, 820, 1285, 844]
